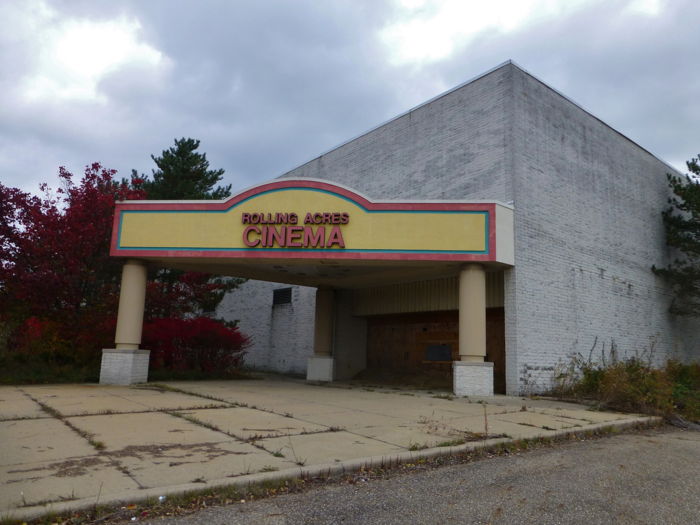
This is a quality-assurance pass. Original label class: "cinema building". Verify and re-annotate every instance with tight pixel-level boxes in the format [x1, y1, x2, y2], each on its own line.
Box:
[101, 61, 699, 396]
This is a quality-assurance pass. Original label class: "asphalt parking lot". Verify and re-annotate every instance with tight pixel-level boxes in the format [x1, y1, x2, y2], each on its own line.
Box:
[146, 426, 700, 525]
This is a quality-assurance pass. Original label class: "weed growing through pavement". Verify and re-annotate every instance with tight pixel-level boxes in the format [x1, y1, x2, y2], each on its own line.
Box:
[143, 384, 246, 408]
[171, 411, 221, 433]
[89, 439, 106, 450]
[437, 439, 466, 447]
[418, 409, 504, 442]
[24, 394, 106, 452]
[166, 410, 281, 459]
[286, 436, 306, 466]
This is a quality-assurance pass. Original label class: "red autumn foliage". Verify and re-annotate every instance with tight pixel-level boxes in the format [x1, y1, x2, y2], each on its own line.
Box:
[0, 163, 145, 360]
[145, 271, 232, 320]
[1, 163, 249, 375]
[142, 317, 250, 374]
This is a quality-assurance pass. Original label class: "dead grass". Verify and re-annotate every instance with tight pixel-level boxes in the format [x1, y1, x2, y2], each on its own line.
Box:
[551, 338, 700, 422]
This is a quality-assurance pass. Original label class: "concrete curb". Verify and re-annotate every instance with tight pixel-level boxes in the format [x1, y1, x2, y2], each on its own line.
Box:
[4, 416, 660, 522]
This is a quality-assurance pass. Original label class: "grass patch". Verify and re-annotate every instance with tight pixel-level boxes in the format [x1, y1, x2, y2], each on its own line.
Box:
[437, 439, 466, 447]
[0, 349, 254, 386]
[148, 368, 253, 382]
[432, 394, 454, 401]
[0, 353, 100, 385]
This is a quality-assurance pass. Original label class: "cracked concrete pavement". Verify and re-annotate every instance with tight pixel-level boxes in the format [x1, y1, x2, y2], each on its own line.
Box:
[0, 377, 655, 521]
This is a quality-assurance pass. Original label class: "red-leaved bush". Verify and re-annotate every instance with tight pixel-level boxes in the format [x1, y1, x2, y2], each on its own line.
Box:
[142, 317, 250, 375]
[1, 164, 144, 362]
[1, 165, 249, 382]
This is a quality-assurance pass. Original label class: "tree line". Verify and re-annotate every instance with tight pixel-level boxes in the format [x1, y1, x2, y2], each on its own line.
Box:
[0, 138, 248, 383]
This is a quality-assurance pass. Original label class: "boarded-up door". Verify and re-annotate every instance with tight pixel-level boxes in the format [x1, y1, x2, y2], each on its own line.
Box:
[366, 308, 506, 393]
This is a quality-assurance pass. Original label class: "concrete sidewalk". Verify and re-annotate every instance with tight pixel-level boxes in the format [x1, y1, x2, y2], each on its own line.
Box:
[0, 377, 655, 521]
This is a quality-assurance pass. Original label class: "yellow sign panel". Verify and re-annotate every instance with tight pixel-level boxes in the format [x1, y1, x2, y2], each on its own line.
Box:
[112, 180, 494, 261]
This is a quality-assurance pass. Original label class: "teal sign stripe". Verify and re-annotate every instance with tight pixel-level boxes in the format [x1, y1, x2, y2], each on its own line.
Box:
[117, 246, 488, 255]
[116, 187, 490, 254]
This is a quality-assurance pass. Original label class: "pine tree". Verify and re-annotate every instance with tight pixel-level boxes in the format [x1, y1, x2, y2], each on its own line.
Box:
[134, 138, 231, 200]
[653, 155, 700, 316]
[131, 138, 242, 317]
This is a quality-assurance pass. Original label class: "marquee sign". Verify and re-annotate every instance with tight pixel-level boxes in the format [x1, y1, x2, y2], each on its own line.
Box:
[111, 179, 510, 262]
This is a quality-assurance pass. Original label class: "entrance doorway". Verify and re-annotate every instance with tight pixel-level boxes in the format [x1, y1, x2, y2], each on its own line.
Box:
[365, 308, 506, 393]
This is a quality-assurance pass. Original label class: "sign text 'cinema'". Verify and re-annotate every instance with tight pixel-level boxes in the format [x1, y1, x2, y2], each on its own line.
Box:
[241, 212, 349, 249]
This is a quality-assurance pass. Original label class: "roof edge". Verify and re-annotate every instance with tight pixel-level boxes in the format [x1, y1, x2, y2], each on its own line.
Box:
[506, 61, 682, 176]
[276, 60, 516, 179]
[276, 60, 682, 180]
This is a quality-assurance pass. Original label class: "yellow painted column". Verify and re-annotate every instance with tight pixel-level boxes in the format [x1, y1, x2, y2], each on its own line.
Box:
[459, 263, 486, 361]
[114, 259, 148, 349]
[454, 263, 493, 396]
[313, 287, 335, 357]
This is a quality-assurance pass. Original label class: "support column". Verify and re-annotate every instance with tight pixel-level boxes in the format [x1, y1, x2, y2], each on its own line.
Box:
[454, 264, 494, 397]
[100, 259, 150, 385]
[307, 287, 335, 381]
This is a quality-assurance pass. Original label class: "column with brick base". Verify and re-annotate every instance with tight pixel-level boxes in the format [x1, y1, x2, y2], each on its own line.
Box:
[307, 287, 335, 381]
[453, 263, 494, 397]
[100, 259, 150, 385]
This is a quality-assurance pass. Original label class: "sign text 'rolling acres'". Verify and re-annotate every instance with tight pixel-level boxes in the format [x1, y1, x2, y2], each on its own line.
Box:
[241, 212, 349, 249]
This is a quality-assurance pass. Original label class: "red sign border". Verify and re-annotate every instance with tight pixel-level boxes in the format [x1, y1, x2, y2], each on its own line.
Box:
[111, 179, 499, 262]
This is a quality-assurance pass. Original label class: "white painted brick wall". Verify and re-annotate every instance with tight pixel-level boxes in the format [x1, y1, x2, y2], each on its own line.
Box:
[218, 63, 699, 393]
[508, 68, 700, 394]
[281, 66, 513, 204]
[217, 280, 315, 375]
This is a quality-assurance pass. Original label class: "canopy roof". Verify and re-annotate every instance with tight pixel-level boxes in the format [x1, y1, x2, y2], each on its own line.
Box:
[111, 179, 513, 289]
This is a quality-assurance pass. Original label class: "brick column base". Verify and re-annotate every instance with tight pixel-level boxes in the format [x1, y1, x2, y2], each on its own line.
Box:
[453, 361, 494, 397]
[99, 349, 150, 385]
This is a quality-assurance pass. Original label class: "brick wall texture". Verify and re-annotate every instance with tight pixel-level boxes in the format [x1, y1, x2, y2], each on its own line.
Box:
[217, 281, 316, 376]
[218, 62, 699, 394]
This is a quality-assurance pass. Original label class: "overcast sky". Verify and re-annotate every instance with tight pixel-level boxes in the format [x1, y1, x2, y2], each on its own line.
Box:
[1, 0, 698, 196]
